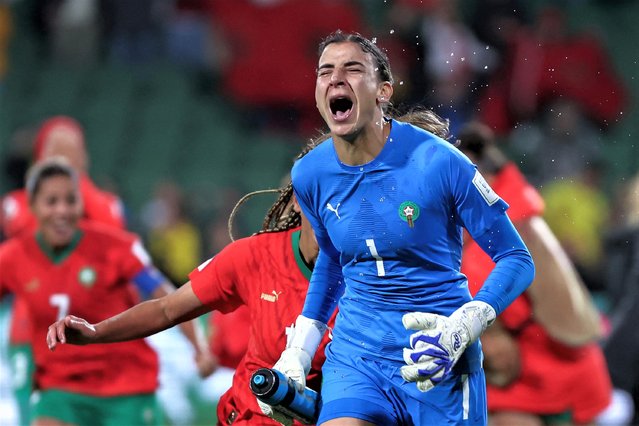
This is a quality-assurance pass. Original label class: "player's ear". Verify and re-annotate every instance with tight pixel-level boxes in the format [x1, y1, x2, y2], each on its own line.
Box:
[377, 82, 393, 104]
[292, 193, 301, 214]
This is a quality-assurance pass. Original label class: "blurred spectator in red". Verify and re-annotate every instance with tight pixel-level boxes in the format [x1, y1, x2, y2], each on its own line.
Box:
[208, 0, 365, 135]
[478, 5, 627, 135]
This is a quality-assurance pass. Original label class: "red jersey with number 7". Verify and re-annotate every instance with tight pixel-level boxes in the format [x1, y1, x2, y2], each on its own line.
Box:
[0, 222, 158, 396]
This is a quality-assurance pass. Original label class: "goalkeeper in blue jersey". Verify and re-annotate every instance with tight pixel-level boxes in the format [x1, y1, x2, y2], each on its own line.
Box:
[266, 31, 535, 426]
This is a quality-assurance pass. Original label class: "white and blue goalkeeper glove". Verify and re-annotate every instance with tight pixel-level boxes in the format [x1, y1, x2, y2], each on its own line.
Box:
[400, 301, 496, 392]
[257, 315, 327, 425]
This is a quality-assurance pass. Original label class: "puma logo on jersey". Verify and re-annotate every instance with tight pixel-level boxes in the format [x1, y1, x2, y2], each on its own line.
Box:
[25, 278, 40, 292]
[260, 290, 282, 302]
[326, 202, 341, 219]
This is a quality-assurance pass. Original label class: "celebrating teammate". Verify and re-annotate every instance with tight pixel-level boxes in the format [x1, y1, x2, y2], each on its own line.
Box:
[0, 158, 214, 425]
[458, 121, 612, 425]
[0, 116, 127, 426]
[267, 31, 535, 425]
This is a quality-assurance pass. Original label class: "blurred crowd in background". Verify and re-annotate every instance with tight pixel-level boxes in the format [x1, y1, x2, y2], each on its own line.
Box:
[0, 0, 638, 425]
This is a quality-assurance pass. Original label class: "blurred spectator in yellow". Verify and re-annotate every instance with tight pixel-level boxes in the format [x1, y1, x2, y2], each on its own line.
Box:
[141, 180, 202, 285]
[541, 162, 610, 293]
[504, 97, 611, 293]
[139, 180, 213, 425]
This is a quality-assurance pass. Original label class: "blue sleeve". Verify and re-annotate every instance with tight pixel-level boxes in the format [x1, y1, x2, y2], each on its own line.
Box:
[472, 214, 535, 314]
[131, 266, 166, 297]
[301, 234, 344, 323]
[290, 167, 345, 324]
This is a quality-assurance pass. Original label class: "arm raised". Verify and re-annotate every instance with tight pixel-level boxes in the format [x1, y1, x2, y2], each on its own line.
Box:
[516, 217, 602, 345]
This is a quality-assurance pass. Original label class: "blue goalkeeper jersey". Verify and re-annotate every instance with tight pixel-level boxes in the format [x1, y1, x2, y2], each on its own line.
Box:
[292, 119, 519, 371]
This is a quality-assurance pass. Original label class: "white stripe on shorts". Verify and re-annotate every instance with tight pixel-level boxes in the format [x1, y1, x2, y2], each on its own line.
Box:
[462, 374, 469, 420]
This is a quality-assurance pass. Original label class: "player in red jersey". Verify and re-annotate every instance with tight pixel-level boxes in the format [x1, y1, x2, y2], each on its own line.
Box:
[0, 158, 214, 425]
[0, 116, 127, 426]
[458, 122, 612, 425]
[47, 176, 334, 426]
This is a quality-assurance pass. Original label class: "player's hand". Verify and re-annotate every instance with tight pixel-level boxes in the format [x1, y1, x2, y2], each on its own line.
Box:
[273, 347, 312, 388]
[481, 321, 521, 387]
[258, 315, 324, 424]
[400, 301, 496, 392]
[272, 314, 325, 388]
[256, 398, 294, 426]
[256, 348, 310, 425]
[46, 315, 97, 351]
[194, 349, 218, 378]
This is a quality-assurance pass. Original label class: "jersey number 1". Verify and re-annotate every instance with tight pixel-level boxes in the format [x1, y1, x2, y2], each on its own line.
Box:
[366, 239, 386, 277]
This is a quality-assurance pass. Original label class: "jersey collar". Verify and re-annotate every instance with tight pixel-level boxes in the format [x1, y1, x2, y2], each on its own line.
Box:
[291, 230, 313, 280]
[36, 230, 83, 264]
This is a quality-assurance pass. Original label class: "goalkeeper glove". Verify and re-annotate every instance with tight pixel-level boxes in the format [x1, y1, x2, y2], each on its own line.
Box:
[258, 315, 327, 424]
[400, 300, 496, 392]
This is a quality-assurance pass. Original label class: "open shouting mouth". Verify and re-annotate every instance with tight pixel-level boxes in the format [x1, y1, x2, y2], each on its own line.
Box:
[329, 96, 353, 121]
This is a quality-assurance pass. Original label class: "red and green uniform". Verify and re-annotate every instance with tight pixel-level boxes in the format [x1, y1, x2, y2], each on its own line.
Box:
[462, 163, 612, 423]
[1, 174, 125, 347]
[0, 222, 158, 396]
[1, 181, 127, 425]
[190, 228, 334, 426]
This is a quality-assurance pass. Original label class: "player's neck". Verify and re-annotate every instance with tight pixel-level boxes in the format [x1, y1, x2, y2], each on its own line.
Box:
[334, 119, 391, 166]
